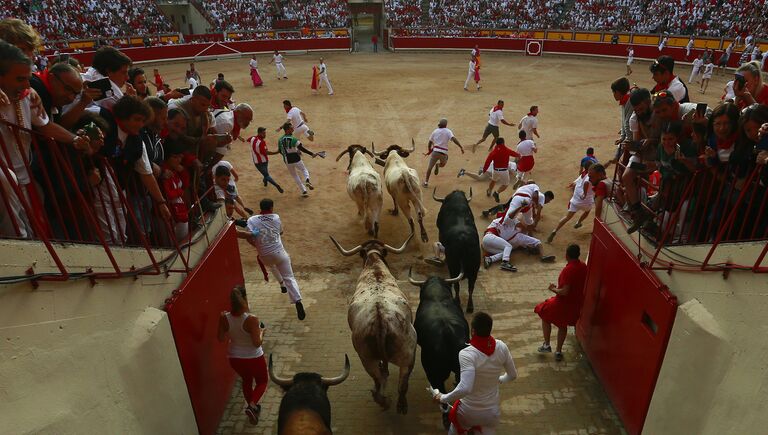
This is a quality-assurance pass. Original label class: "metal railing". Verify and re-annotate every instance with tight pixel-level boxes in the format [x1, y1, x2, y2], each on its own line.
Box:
[610, 154, 768, 273]
[0, 118, 214, 283]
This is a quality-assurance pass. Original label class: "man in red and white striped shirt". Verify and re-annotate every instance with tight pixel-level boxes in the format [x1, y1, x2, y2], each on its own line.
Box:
[249, 127, 283, 193]
[482, 137, 520, 203]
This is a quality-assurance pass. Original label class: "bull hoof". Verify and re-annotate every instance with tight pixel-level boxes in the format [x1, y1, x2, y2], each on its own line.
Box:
[372, 391, 390, 410]
[397, 398, 408, 415]
[420, 232, 429, 243]
[466, 302, 475, 313]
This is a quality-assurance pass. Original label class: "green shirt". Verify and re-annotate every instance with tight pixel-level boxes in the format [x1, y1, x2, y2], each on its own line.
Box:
[277, 134, 302, 164]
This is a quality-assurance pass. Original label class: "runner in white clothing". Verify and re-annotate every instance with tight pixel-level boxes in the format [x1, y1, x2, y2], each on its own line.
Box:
[689, 55, 704, 84]
[626, 47, 634, 75]
[269, 50, 288, 80]
[317, 58, 333, 95]
[424, 118, 464, 187]
[481, 216, 556, 271]
[434, 312, 517, 435]
[457, 161, 518, 182]
[464, 56, 480, 91]
[473, 100, 516, 152]
[685, 37, 695, 59]
[547, 165, 596, 243]
[237, 199, 306, 320]
[279, 99, 315, 141]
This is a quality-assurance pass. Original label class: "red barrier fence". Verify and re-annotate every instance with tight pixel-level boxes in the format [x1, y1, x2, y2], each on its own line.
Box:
[577, 220, 678, 435]
[164, 223, 243, 435]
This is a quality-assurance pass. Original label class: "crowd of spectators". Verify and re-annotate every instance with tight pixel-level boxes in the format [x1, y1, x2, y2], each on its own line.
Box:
[199, 0, 275, 32]
[384, 0, 423, 27]
[279, 0, 350, 29]
[0, 0, 173, 42]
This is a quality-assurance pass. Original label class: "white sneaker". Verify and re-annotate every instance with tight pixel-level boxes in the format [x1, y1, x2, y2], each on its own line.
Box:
[538, 343, 552, 353]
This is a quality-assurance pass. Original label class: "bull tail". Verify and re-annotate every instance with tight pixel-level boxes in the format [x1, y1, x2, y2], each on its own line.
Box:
[404, 174, 426, 217]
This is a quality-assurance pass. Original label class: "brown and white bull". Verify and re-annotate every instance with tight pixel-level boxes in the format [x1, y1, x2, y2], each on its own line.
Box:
[329, 233, 417, 414]
[336, 144, 383, 237]
[372, 140, 429, 243]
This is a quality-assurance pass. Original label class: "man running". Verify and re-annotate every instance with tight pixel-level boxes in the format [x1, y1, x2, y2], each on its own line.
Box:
[482, 137, 519, 203]
[424, 118, 464, 187]
[276, 123, 324, 197]
[473, 100, 516, 152]
[236, 199, 306, 320]
[279, 99, 315, 141]
[249, 127, 283, 193]
[433, 312, 518, 435]
[269, 50, 287, 79]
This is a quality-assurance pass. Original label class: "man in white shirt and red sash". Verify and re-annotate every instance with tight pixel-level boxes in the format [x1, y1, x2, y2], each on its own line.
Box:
[434, 312, 518, 435]
[424, 118, 463, 187]
[473, 100, 516, 152]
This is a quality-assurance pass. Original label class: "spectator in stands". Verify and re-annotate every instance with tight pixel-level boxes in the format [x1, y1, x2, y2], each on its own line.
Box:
[0, 41, 92, 238]
[0, 18, 42, 60]
[212, 103, 253, 162]
[650, 56, 689, 104]
[168, 85, 223, 164]
[607, 77, 632, 169]
[211, 80, 235, 110]
[703, 103, 741, 168]
[213, 163, 250, 218]
[31, 63, 85, 126]
[142, 97, 167, 171]
[83, 46, 134, 109]
[622, 88, 659, 233]
[734, 61, 768, 108]
[160, 139, 190, 242]
[128, 67, 150, 100]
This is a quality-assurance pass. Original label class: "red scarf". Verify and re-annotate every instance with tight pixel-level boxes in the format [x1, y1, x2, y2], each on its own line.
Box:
[619, 93, 630, 106]
[284, 106, 291, 113]
[653, 75, 677, 92]
[492, 105, 502, 112]
[469, 335, 496, 356]
[716, 133, 738, 150]
[34, 69, 54, 94]
[527, 112, 536, 117]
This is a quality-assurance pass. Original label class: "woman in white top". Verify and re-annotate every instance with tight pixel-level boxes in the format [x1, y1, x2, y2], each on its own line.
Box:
[218, 286, 266, 426]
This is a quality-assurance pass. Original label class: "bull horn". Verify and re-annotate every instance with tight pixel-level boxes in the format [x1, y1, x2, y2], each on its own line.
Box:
[443, 269, 464, 284]
[329, 236, 363, 256]
[320, 354, 351, 386]
[406, 138, 416, 153]
[466, 187, 472, 203]
[432, 188, 445, 203]
[371, 142, 386, 157]
[365, 142, 376, 157]
[268, 354, 294, 388]
[407, 266, 426, 286]
[383, 232, 413, 255]
[335, 149, 348, 162]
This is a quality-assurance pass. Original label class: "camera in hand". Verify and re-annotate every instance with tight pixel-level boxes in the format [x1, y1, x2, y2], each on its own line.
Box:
[734, 73, 746, 90]
[86, 77, 113, 101]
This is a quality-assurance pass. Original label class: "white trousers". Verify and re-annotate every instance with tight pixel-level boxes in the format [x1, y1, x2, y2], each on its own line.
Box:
[689, 67, 700, 83]
[259, 249, 302, 303]
[464, 69, 476, 88]
[319, 73, 333, 94]
[294, 123, 311, 139]
[92, 171, 127, 245]
[447, 404, 500, 435]
[482, 232, 541, 262]
[276, 63, 287, 78]
[286, 160, 310, 193]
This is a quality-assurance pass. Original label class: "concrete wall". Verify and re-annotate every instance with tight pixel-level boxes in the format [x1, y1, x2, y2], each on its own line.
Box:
[602, 207, 768, 435]
[0, 212, 231, 434]
[159, 4, 212, 35]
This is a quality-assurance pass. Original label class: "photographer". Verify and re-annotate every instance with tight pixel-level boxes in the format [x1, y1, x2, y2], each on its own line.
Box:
[733, 61, 768, 109]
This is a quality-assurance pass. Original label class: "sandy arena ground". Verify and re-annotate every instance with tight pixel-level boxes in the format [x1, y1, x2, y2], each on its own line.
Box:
[148, 50, 728, 434]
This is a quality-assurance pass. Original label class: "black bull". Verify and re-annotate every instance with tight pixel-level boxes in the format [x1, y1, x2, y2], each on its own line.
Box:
[269, 354, 350, 435]
[410, 271, 469, 393]
[433, 188, 481, 313]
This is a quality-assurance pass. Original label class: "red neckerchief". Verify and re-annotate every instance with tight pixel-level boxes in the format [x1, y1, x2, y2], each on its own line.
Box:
[34, 69, 54, 94]
[285, 106, 292, 113]
[492, 105, 502, 112]
[527, 112, 536, 116]
[716, 133, 738, 150]
[619, 93, 630, 106]
[259, 210, 272, 215]
[210, 95, 222, 110]
[653, 74, 677, 92]
[160, 126, 169, 139]
[469, 334, 496, 356]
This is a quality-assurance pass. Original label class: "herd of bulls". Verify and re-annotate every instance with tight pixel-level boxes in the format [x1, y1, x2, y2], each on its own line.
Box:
[271, 143, 482, 434]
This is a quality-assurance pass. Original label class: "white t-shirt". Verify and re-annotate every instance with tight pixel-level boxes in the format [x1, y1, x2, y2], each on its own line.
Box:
[116, 128, 152, 176]
[666, 76, 688, 102]
[703, 63, 715, 78]
[516, 139, 536, 157]
[468, 60, 476, 73]
[188, 77, 198, 89]
[246, 213, 285, 255]
[273, 53, 284, 64]
[286, 107, 303, 128]
[488, 108, 504, 127]
[628, 49, 634, 60]
[429, 127, 454, 154]
[319, 63, 328, 75]
[249, 59, 258, 69]
[212, 110, 235, 155]
[440, 340, 517, 411]
[486, 217, 522, 240]
[570, 172, 595, 206]
[724, 81, 735, 100]
[519, 115, 538, 140]
[212, 160, 237, 190]
[692, 58, 703, 71]
[0, 96, 50, 184]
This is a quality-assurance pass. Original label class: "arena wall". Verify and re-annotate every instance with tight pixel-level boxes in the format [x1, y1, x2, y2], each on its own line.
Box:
[0, 212, 239, 434]
[597, 207, 768, 435]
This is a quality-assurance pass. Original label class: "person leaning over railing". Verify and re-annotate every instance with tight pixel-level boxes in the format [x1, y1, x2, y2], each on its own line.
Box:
[0, 41, 93, 239]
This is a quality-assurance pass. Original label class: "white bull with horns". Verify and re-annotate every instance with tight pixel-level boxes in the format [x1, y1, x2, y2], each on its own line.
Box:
[336, 144, 383, 237]
[330, 232, 417, 414]
[372, 140, 429, 243]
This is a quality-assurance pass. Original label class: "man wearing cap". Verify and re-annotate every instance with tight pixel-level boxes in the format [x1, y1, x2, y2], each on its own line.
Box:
[650, 56, 689, 103]
[424, 118, 464, 187]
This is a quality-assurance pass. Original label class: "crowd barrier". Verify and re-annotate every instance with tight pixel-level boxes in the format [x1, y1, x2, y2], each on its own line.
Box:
[66, 37, 351, 65]
[391, 35, 764, 69]
[165, 223, 244, 435]
[577, 220, 678, 435]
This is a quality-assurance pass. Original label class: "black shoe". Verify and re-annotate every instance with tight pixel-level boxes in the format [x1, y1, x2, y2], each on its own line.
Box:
[280, 286, 287, 294]
[492, 191, 500, 203]
[295, 301, 306, 320]
[540, 255, 556, 263]
[233, 218, 248, 228]
[500, 261, 517, 272]
[276, 185, 284, 194]
[244, 207, 254, 215]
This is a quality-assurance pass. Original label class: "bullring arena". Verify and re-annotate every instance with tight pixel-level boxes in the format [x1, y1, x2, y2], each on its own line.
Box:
[2, 3, 768, 435]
